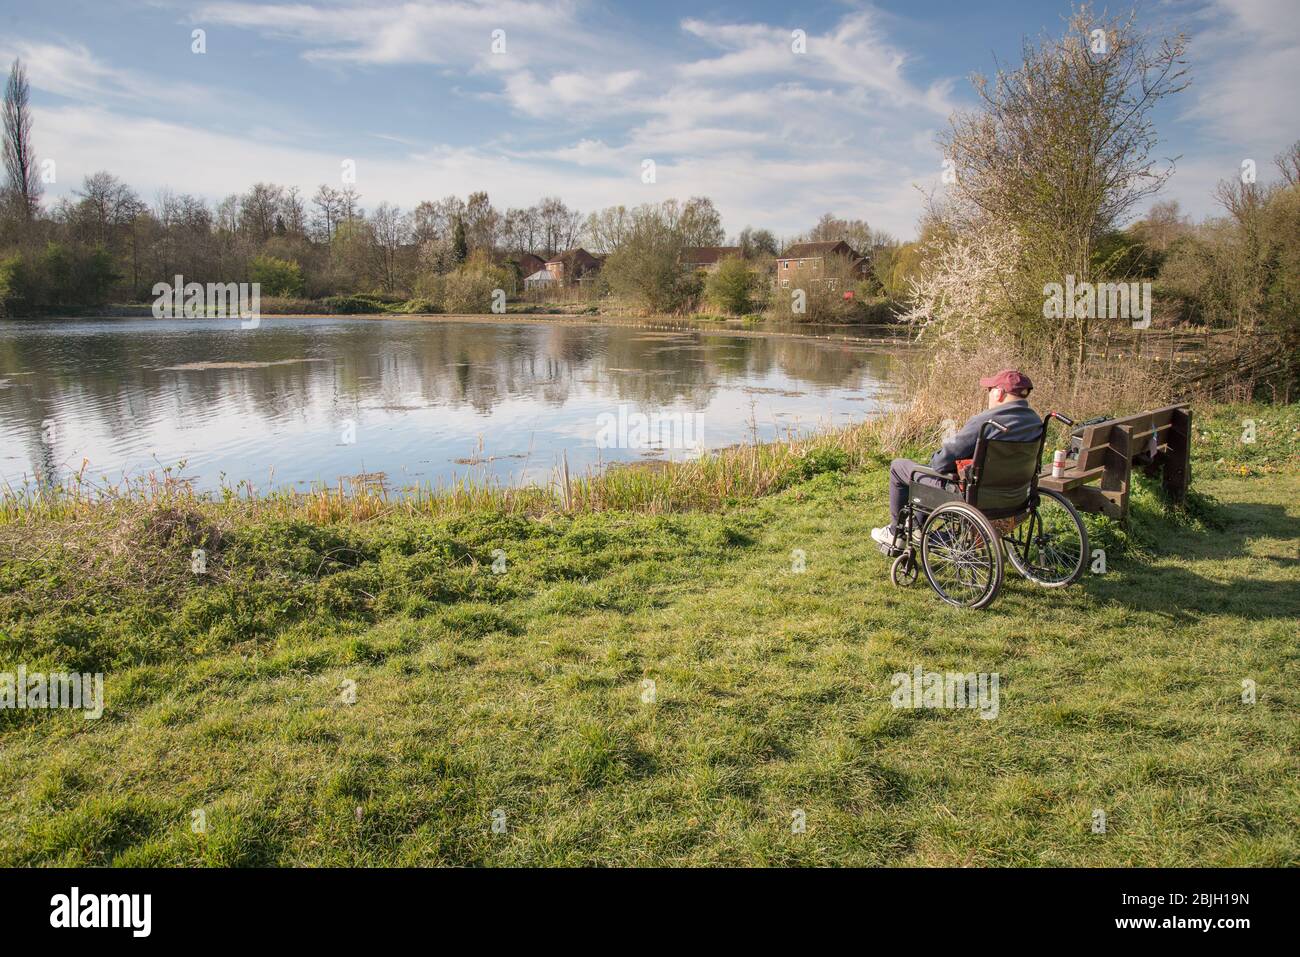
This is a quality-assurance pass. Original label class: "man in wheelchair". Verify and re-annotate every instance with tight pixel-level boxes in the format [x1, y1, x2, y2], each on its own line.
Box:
[871, 369, 1041, 554]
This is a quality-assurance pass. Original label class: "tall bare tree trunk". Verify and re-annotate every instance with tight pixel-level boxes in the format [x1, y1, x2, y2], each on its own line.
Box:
[3, 58, 41, 221]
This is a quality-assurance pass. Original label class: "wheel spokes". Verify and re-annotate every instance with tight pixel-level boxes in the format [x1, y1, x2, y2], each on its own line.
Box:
[1008, 496, 1085, 583]
[925, 512, 994, 601]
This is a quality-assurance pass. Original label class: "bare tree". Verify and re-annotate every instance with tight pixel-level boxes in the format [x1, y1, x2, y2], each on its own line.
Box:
[239, 182, 284, 240]
[669, 196, 725, 248]
[536, 196, 581, 256]
[281, 186, 307, 236]
[338, 187, 363, 224]
[3, 58, 41, 221]
[582, 205, 633, 254]
[311, 184, 341, 241]
[935, 3, 1189, 372]
[463, 191, 499, 251]
[806, 213, 876, 253]
[71, 172, 142, 247]
[1276, 140, 1300, 188]
[369, 202, 411, 293]
[502, 205, 541, 254]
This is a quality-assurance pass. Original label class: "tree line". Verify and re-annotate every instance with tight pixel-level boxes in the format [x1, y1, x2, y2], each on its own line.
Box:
[0, 54, 901, 318]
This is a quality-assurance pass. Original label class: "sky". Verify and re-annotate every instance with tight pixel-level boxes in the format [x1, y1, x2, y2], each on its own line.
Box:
[1, 0, 1298, 241]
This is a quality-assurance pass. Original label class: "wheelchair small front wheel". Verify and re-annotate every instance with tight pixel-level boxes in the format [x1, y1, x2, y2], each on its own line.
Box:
[920, 502, 1004, 609]
[890, 551, 919, 586]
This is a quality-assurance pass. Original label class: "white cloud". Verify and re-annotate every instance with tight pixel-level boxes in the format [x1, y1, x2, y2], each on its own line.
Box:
[1183, 0, 1300, 146]
[197, 0, 595, 68]
[500, 68, 645, 118]
[0, 40, 216, 108]
[680, 11, 956, 117]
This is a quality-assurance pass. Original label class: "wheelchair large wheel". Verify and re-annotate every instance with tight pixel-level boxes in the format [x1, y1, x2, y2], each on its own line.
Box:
[1003, 489, 1088, 587]
[920, 503, 1003, 609]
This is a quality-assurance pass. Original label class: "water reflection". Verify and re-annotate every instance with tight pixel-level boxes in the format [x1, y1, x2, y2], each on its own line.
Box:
[0, 317, 906, 492]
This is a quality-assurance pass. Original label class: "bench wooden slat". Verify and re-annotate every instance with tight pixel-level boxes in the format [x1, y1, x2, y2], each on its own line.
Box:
[1038, 466, 1106, 491]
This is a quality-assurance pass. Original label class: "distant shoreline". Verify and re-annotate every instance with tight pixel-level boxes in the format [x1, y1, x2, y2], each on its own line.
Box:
[3, 308, 916, 347]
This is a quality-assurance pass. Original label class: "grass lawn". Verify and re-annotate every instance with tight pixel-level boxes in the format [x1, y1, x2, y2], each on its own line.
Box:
[0, 405, 1296, 865]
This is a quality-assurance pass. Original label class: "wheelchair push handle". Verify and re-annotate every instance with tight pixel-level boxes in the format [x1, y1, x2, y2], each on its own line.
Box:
[1045, 410, 1075, 427]
[981, 419, 1010, 437]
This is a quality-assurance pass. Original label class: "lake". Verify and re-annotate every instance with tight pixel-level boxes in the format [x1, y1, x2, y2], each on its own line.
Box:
[0, 316, 908, 494]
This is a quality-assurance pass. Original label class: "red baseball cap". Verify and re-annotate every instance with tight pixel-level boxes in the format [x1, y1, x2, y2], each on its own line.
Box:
[979, 369, 1033, 393]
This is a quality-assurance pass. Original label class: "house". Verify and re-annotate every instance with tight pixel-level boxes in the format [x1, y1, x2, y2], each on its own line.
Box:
[513, 252, 547, 278]
[774, 240, 869, 288]
[544, 248, 604, 285]
[681, 246, 741, 272]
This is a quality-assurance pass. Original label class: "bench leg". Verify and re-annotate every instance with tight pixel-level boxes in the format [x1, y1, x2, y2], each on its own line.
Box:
[1163, 407, 1191, 505]
[1101, 423, 1133, 522]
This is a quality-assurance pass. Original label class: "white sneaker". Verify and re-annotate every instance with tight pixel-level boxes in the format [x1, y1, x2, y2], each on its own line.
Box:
[871, 526, 902, 551]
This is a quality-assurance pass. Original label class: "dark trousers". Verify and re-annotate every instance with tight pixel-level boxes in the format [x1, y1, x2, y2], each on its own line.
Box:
[888, 458, 944, 529]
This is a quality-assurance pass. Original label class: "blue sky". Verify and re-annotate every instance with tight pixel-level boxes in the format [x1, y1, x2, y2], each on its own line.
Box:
[2, 0, 1297, 239]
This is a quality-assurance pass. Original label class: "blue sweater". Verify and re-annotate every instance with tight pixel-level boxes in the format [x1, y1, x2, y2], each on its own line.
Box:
[929, 400, 1043, 474]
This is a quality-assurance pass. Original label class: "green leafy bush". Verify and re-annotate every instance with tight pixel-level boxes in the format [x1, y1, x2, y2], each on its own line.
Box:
[791, 446, 850, 480]
[0, 255, 21, 317]
[394, 298, 438, 314]
[0, 242, 117, 313]
[439, 252, 511, 314]
[249, 256, 305, 298]
[705, 256, 757, 315]
[324, 294, 389, 314]
[602, 208, 701, 313]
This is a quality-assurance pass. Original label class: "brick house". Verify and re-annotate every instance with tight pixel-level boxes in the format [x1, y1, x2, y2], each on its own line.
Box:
[774, 240, 870, 289]
[514, 253, 547, 278]
[681, 246, 741, 272]
[544, 248, 604, 285]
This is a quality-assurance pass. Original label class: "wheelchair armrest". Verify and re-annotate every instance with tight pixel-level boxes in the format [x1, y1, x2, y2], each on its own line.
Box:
[909, 465, 960, 486]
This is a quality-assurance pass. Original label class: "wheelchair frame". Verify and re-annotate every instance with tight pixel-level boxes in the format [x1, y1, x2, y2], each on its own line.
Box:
[886, 411, 1089, 609]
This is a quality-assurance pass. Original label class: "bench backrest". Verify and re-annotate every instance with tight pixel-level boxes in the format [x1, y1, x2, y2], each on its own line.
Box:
[1074, 404, 1187, 474]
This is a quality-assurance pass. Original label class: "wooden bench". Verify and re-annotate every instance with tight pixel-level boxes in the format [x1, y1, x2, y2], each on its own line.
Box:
[1036, 404, 1191, 521]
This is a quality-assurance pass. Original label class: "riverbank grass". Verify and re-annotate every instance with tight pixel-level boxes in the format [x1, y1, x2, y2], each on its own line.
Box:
[0, 403, 1296, 865]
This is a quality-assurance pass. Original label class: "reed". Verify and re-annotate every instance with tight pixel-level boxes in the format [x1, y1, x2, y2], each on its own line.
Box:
[1, 417, 904, 528]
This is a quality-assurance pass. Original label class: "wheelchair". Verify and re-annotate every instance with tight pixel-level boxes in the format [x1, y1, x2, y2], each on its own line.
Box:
[884, 412, 1088, 609]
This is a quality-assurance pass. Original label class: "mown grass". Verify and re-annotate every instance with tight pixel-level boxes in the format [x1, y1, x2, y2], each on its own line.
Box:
[0, 404, 1295, 866]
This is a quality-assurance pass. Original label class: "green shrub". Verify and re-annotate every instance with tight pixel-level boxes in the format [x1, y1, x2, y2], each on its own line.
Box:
[0, 255, 21, 317]
[791, 446, 850, 480]
[602, 210, 701, 313]
[257, 297, 316, 315]
[324, 295, 387, 314]
[249, 256, 305, 298]
[413, 272, 444, 303]
[439, 252, 511, 314]
[705, 256, 757, 315]
[394, 298, 438, 314]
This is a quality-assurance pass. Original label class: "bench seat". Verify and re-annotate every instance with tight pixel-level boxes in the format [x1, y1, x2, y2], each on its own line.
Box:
[1037, 465, 1106, 492]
